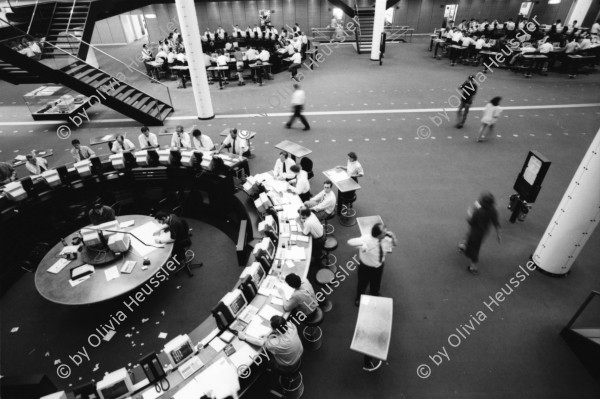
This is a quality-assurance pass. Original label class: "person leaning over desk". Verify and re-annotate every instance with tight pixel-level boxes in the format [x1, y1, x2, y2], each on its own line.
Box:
[25, 154, 48, 175]
[287, 165, 311, 202]
[89, 201, 116, 226]
[71, 139, 96, 162]
[171, 125, 193, 148]
[218, 128, 249, 156]
[191, 129, 215, 151]
[278, 272, 318, 318]
[139, 126, 159, 149]
[238, 315, 304, 373]
[153, 211, 192, 265]
[0, 162, 17, 185]
[273, 151, 295, 181]
[111, 135, 136, 153]
[297, 206, 325, 259]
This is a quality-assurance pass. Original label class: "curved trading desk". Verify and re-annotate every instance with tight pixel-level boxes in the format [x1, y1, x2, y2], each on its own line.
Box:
[0, 150, 311, 398]
[35, 215, 173, 306]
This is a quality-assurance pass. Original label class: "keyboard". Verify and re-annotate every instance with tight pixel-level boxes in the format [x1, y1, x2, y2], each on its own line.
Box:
[178, 355, 203, 380]
[229, 319, 248, 333]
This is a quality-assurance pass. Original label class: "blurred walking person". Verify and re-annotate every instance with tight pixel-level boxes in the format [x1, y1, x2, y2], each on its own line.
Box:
[285, 84, 310, 131]
[455, 75, 478, 128]
[477, 96, 502, 141]
[458, 192, 501, 274]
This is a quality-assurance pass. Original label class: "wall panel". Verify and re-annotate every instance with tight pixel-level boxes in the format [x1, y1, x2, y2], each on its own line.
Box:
[245, 1, 259, 29]
[282, 0, 295, 28]
[270, 0, 284, 28]
[205, 1, 220, 30]
[320, 0, 332, 28]
[295, 0, 309, 33]
[195, 2, 210, 33]
[231, 1, 246, 27]
[218, 2, 234, 30]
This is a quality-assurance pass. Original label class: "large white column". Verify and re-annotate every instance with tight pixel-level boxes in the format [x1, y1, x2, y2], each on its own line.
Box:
[532, 128, 600, 275]
[370, 0, 386, 61]
[174, 0, 214, 119]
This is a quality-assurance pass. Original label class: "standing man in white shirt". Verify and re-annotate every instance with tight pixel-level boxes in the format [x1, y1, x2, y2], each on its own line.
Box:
[111, 134, 136, 153]
[138, 126, 159, 149]
[191, 129, 215, 151]
[218, 128, 249, 156]
[170, 125, 192, 148]
[285, 84, 310, 131]
[304, 180, 336, 220]
[25, 154, 48, 175]
[289, 48, 302, 81]
[273, 151, 295, 181]
[288, 165, 311, 202]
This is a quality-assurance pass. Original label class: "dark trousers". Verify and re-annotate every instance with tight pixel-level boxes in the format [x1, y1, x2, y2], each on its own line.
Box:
[456, 100, 472, 126]
[355, 261, 384, 301]
[286, 105, 310, 129]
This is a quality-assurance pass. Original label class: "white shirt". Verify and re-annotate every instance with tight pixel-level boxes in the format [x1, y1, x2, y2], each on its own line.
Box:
[309, 190, 336, 214]
[138, 132, 158, 148]
[167, 52, 176, 63]
[591, 22, 600, 34]
[301, 212, 323, 238]
[291, 52, 301, 64]
[25, 157, 48, 175]
[346, 160, 364, 178]
[246, 49, 258, 61]
[155, 50, 167, 62]
[141, 48, 152, 61]
[222, 134, 248, 155]
[177, 53, 187, 63]
[579, 38, 591, 50]
[290, 170, 310, 195]
[475, 38, 486, 49]
[291, 89, 305, 106]
[461, 37, 475, 47]
[505, 21, 515, 31]
[451, 31, 463, 43]
[481, 103, 502, 124]
[216, 54, 229, 66]
[259, 50, 270, 62]
[539, 42, 553, 54]
[111, 139, 135, 153]
[287, 44, 295, 55]
[347, 234, 394, 267]
[273, 158, 296, 179]
[171, 132, 191, 148]
[192, 135, 214, 151]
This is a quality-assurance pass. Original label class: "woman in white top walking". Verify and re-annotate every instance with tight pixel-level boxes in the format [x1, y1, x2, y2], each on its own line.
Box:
[478, 96, 502, 142]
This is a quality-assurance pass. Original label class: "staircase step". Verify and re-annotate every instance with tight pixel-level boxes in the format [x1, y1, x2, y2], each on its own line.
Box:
[141, 100, 158, 114]
[573, 328, 600, 338]
[90, 76, 113, 89]
[109, 84, 129, 97]
[159, 107, 173, 121]
[74, 68, 96, 80]
[116, 88, 135, 101]
[81, 72, 105, 85]
[124, 92, 143, 105]
[135, 96, 152, 108]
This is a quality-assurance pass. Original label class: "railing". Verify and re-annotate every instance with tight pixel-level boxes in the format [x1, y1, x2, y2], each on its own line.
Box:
[354, 1, 361, 54]
[26, 0, 39, 34]
[384, 25, 414, 43]
[0, 17, 173, 116]
[66, 33, 173, 107]
[310, 28, 357, 43]
[65, 0, 78, 33]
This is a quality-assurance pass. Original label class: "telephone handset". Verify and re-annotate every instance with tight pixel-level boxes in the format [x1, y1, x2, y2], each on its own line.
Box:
[139, 352, 167, 388]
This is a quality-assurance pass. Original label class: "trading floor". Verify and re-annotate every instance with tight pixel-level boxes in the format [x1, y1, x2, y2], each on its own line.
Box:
[1, 38, 599, 398]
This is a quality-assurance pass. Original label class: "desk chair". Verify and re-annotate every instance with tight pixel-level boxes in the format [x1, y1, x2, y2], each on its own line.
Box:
[339, 192, 357, 227]
[322, 209, 336, 235]
[303, 308, 324, 351]
[321, 235, 338, 273]
[175, 228, 203, 277]
[277, 359, 304, 399]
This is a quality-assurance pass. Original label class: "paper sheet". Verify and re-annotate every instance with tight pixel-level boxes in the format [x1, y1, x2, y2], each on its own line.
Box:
[258, 305, 283, 321]
[245, 316, 272, 340]
[296, 234, 309, 243]
[209, 337, 227, 353]
[104, 266, 120, 281]
[68, 275, 91, 287]
[285, 246, 306, 261]
[194, 357, 239, 399]
[228, 345, 258, 369]
[327, 170, 347, 183]
[120, 220, 135, 228]
[270, 297, 284, 306]
[129, 222, 161, 257]
[47, 258, 70, 274]
[172, 378, 205, 399]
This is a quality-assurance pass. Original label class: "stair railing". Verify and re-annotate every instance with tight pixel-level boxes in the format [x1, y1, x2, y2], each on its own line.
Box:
[1, 17, 173, 116]
[26, 0, 39, 34]
[65, 0, 78, 33]
[354, 1, 361, 54]
[68, 33, 173, 107]
[43, 2, 58, 42]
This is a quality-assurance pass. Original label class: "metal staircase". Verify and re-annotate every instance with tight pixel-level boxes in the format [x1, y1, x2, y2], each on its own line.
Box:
[0, 20, 174, 126]
[43, 1, 92, 58]
[355, 6, 375, 53]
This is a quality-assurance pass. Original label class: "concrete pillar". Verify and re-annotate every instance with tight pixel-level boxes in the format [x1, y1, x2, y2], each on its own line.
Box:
[174, 0, 214, 119]
[532, 128, 600, 275]
[370, 0, 386, 61]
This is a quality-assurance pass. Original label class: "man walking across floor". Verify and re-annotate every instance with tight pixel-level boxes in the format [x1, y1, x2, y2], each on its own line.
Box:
[455, 75, 478, 129]
[285, 84, 310, 131]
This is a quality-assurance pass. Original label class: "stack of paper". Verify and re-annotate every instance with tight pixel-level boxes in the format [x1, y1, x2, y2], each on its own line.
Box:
[285, 246, 306, 261]
[47, 258, 70, 274]
[228, 345, 258, 369]
[194, 357, 240, 399]
[258, 304, 283, 321]
[129, 222, 161, 257]
[245, 316, 272, 340]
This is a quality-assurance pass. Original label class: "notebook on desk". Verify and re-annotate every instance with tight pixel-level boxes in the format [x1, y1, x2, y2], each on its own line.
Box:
[178, 355, 204, 380]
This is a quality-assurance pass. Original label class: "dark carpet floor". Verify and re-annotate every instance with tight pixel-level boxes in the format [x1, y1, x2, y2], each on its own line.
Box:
[0, 37, 599, 398]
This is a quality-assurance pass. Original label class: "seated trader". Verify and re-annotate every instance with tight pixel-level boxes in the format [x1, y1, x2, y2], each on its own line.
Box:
[139, 126, 159, 149]
[111, 135, 136, 153]
[218, 128, 249, 156]
[273, 151, 295, 181]
[297, 206, 325, 258]
[288, 165, 311, 202]
[71, 139, 96, 162]
[171, 125, 192, 148]
[89, 202, 116, 226]
[0, 162, 17, 185]
[25, 154, 48, 175]
[278, 273, 318, 317]
[153, 211, 192, 265]
[304, 180, 336, 220]
[289, 48, 302, 82]
[238, 315, 303, 373]
[191, 129, 215, 151]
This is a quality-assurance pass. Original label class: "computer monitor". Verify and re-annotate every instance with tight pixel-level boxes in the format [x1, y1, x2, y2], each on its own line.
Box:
[252, 236, 276, 263]
[96, 368, 133, 399]
[163, 334, 194, 367]
[222, 288, 248, 318]
[90, 156, 102, 175]
[56, 165, 70, 183]
[241, 262, 266, 289]
[258, 214, 278, 235]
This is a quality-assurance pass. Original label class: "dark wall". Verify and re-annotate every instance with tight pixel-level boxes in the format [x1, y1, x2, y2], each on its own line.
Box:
[140, 0, 584, 39]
